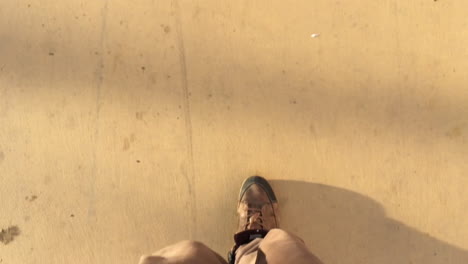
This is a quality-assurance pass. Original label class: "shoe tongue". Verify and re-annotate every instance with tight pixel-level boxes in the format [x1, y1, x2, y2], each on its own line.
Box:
[247, 222, 263, 230]
[247, 212, 263, 230]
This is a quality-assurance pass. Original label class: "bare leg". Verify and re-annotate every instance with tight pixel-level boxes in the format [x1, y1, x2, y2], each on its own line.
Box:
[139, 240, 227, 264]
[235, 229, 323, 264]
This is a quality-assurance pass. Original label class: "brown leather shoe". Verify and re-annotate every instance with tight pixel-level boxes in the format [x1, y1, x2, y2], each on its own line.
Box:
[236, 176, 279, 233]
[228, 176, 280, 264]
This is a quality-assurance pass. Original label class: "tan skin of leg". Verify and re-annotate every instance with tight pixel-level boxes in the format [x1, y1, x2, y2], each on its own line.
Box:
[138, 240, 227, 264]
[254, 229, 323, 264]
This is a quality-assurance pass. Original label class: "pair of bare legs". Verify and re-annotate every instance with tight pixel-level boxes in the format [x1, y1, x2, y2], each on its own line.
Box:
[138, 176, 323, 264]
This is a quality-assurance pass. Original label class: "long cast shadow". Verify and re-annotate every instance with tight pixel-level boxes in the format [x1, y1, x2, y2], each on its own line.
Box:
[270, 180, 468, 264]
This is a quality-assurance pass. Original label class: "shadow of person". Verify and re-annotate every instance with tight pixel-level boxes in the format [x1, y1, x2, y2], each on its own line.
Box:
[269, 180, 468, 264]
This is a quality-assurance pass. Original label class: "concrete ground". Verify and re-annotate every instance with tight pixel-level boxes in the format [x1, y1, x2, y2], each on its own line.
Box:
[1, 0, 468, 263]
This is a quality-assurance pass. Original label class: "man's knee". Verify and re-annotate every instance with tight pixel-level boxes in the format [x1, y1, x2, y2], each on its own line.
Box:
[159, 240, 211, 256]
[177, 240, 209, 250]
[138, 255, 165, 264]
[266, 228, 304, 242]
[139, 240, 219, 264]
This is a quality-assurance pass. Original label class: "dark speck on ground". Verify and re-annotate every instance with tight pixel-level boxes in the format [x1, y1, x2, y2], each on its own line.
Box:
[0, 226, 20, 245]
[25, 195, 38, 202]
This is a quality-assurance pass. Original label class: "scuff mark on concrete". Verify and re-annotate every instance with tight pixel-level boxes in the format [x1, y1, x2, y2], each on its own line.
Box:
[123, 138, 130, 151]
[88, 0, 109, 220]
[135, 111, 145, 120]
[160, 24, 171, 34]
[25, 195, 38, 202]
[122, 134, 135, 151]
[446, 125, 463, 139]
[173, 0, 197, 238]
[0, 226, 20, 245]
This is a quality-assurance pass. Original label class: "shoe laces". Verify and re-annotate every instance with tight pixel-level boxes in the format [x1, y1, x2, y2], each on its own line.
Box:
[245, 207, 264, 230]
